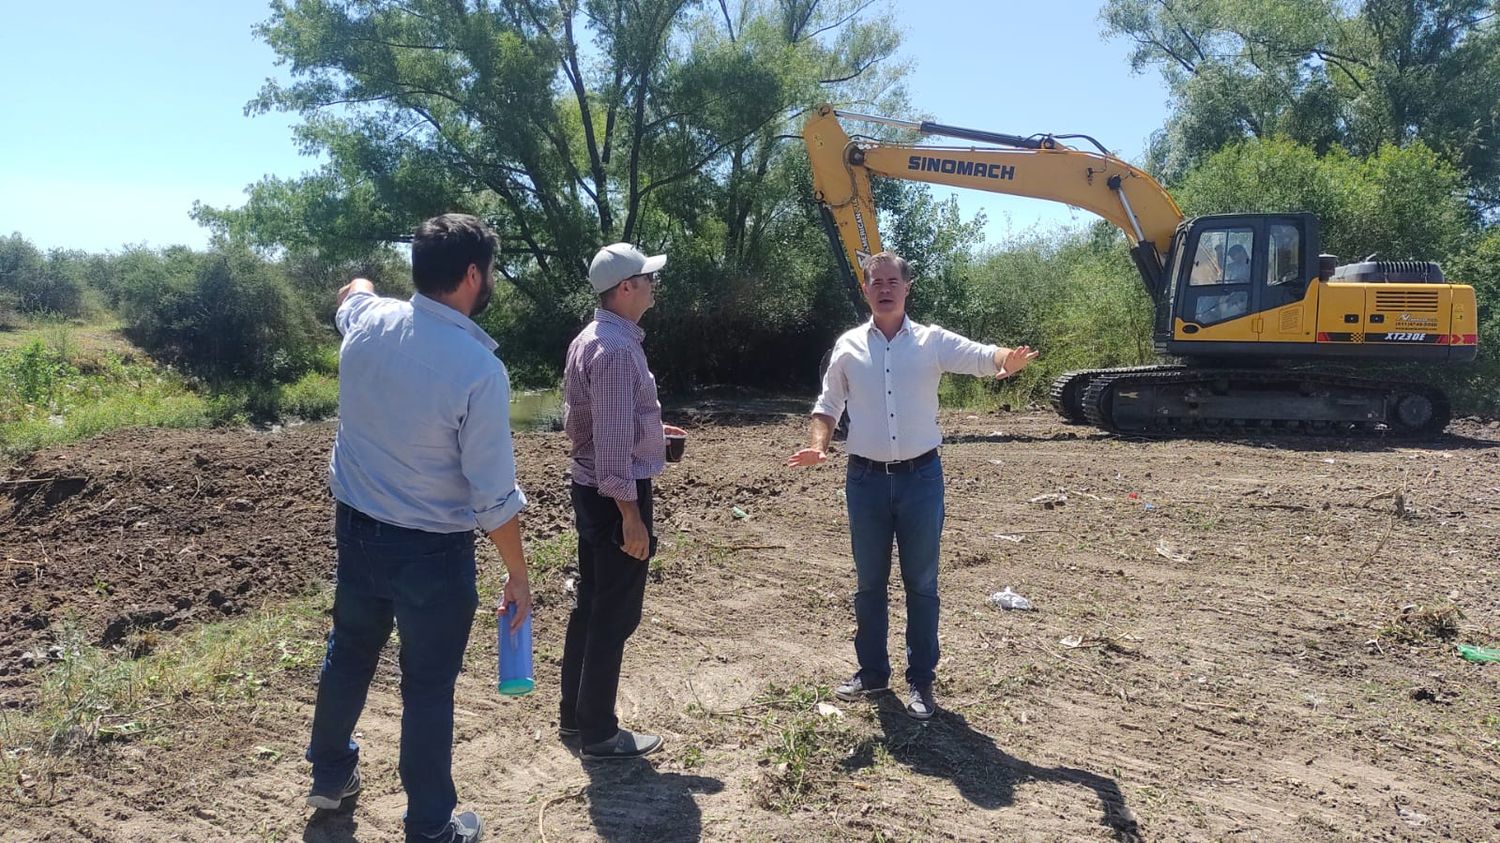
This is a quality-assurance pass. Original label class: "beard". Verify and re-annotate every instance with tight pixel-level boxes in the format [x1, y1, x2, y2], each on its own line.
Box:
[470, 278, 494, 318]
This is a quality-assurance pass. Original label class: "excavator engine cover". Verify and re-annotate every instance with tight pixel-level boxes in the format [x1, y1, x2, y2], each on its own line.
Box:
[1330, 260, 1444, 284]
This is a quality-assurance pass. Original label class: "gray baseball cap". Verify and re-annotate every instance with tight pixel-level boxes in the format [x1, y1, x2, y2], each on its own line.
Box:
[588, 243, 667, 293]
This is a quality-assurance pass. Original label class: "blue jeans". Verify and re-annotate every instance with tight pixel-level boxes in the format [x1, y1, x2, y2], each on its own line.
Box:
[846, 455, 945, 689]
[307, 503, 479, 841]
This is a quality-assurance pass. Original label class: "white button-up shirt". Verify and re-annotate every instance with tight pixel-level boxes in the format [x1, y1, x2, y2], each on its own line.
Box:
[813, 317, 999, 462]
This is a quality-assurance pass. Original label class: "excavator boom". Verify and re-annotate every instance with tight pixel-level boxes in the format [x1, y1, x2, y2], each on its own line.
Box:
[803, 104, 1183, 303]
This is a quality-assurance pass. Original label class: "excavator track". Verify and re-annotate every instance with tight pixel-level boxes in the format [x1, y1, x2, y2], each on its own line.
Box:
[1048, 366, 1185, 423]
[1048, 371, 1090, 422]
[1079, 367, 1451, 438]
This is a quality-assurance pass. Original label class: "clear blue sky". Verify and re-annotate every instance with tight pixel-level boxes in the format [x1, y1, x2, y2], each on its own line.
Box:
[0, 1, 1167, 253]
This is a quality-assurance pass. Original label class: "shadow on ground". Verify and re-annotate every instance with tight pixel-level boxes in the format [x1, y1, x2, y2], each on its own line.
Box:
[843, 700, 1141, 842]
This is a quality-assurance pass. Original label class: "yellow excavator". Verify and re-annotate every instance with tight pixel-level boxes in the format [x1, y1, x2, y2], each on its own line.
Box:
[804, 104, 1478, 436]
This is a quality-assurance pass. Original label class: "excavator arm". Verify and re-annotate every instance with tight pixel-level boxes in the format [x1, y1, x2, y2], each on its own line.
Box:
[803, 104, 1184, 305]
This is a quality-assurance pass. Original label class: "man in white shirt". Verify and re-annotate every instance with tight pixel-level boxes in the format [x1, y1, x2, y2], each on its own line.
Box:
[787, 251, 1037, 719]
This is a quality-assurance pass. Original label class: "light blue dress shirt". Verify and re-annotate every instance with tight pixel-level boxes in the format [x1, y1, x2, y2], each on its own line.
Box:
[329, 291, 527, 534]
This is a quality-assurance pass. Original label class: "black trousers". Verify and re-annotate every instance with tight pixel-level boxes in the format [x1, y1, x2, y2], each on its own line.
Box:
[560, 479, 652, 745]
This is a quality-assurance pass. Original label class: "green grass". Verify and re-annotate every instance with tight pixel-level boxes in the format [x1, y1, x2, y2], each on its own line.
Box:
[936, 369, 1052, 412]
[753, 681, 854, 813]
[0, 335, 212, 458]
[0, 320, 341, 461]
[0, 315, 135, 357]
[0, 592, 330, 806]
[528, 531, 578, 580]
[206, 371, 340, 426]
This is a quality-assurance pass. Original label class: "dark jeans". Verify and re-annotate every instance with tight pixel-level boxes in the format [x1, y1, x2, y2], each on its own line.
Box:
[307, 503, 479, 841]
[561, 480, 652, 745]
[845, 456, 945, 689]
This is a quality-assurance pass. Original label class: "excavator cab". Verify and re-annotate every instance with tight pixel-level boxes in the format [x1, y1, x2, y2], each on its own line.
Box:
[1159, 213, 1323, 355]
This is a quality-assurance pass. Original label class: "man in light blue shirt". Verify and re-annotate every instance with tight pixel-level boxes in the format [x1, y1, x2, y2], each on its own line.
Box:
[307, 214, 528, 843]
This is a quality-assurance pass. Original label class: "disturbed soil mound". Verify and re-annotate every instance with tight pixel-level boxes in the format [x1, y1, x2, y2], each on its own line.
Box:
[1, 426, 337, 695]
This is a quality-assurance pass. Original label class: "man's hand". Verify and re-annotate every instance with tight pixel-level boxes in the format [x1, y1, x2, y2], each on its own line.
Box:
[996, 345, 1039, 379]
[620, 512, 651, 560]
[787, 413, 835, 468]
[486, 515, 529, 630]
[500, 570, 532, 631]
[663, 424, 687, 437]
[337, 277, 376, 306]
[786, 447, 828, 468]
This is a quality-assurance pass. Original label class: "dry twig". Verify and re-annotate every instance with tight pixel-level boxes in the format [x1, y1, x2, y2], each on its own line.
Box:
[538, 783, 589, 843]
[1039, 643, 1130, 702]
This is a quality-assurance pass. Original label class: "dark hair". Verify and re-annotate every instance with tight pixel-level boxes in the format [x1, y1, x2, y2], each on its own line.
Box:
[411, 214, 498, 296]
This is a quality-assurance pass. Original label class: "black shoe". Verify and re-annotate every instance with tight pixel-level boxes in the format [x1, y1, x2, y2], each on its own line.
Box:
[834, 673, 889, 702]
[905, 685, 936, 721]
[559, 725, 581, 746]
[412, 811, 483, 842]
[582, 729, 663, 760]
[305, 767, 361, 810]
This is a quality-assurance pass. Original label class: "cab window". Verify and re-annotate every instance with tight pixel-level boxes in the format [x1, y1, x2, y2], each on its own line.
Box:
[1267, 223, 1301, 286]
[1189, 228, 1254, 286]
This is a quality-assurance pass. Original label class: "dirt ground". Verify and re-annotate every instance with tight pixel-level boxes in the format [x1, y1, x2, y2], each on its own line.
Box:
[3, 404, 1499, 841]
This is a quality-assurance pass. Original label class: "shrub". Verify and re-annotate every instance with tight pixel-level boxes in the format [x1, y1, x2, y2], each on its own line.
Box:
[114, 247, 327, 383]
[0, 233, 86, 318]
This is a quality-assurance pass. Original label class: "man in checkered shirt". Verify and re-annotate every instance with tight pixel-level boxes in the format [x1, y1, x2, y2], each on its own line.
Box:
[559, 243, 686, 760]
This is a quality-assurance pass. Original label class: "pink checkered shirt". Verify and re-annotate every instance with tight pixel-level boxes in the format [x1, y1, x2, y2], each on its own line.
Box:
[563, 309, 665, 501]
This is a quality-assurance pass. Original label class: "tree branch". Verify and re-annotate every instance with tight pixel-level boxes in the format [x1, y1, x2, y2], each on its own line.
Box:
[561, 3, 612, 234]
[798, 0, 878, 43]
[638, 108, 784, 203]
[819, 56, 883, 85]
[717, 0, 736, 41]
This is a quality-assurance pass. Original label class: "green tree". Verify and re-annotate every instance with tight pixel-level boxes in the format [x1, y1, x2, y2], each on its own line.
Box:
[1103, 0, 1500, 208]
[1173, 136, 1472, 262]
[195, 0, 909, 386]
[1446, 228, 1500, 408]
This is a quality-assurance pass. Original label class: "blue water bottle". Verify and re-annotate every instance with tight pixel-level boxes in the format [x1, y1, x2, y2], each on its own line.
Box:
[497, 602, 534, 696]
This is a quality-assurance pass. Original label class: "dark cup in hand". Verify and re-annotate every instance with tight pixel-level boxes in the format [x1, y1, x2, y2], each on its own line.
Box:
[665, 434, 686, 462]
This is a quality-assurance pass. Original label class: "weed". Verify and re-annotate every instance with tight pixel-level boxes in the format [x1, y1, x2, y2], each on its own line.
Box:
[1381, 603, 1464, 645]
[0, 337, 211, 460]
[277, 372, 339, 420]
[529, 532, 578, 580]
[754, 681, 851, 812]
[10, 595, 328, 766]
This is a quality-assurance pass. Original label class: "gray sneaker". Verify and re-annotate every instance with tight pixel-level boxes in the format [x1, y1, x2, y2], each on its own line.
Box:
[905, 685, 936, 721]
[582, 728, 663, 760]
[306, 768, 361, 810]
[834, 673, 889, 702]
[414, 811, 483, 843]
